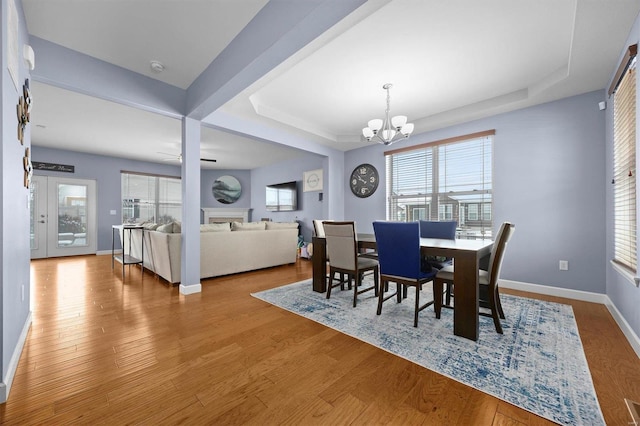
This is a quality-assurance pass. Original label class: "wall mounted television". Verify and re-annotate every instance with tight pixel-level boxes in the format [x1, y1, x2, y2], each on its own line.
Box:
[266, 181, 298, 211]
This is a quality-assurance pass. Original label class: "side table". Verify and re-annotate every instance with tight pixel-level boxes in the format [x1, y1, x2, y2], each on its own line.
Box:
[112, 225, 144, 278]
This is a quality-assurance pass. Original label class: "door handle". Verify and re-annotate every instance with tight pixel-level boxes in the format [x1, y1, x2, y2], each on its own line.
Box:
[39, 220, 45, 223]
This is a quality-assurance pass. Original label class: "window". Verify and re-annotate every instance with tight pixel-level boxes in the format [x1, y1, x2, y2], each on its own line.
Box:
[386, 130, 493, 239]
[412, 207, 427, 221]
[438, 204, 453, 221]
[468, 204, 479, 221]
[611, 44, 637, 273]
[121, 172, 181, 224]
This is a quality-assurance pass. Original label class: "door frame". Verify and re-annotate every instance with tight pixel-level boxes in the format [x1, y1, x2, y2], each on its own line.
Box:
[30, 175, 97, 259]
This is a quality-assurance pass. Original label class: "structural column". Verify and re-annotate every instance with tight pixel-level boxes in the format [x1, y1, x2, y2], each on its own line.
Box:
[180, 117, 202, 294]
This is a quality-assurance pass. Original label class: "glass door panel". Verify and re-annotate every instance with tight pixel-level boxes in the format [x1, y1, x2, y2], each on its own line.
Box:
[31, 176, 96, 259]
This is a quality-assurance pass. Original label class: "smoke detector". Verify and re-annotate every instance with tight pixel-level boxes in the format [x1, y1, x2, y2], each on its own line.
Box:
[149, 60, 165, 73]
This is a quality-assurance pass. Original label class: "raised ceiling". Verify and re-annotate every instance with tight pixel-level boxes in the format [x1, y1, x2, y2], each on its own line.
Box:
[22, 0, 640, 169]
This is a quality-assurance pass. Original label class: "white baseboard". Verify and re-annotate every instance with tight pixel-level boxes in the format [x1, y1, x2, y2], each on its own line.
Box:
[0, 311, 32, 403]
[500, 279, 608, 304]
[604, 300, 640, 359]
[179, 283, 202, 295]
[501, 279, 640, 358]
[97, 249, 121, 256]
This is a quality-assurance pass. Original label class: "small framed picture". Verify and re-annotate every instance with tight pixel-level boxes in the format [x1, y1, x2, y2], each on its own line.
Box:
[303, 169, 323, 192]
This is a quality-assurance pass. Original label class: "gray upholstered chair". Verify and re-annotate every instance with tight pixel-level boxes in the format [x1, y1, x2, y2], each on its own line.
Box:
[323, 221, 379, 307]
[434, 222, 515, 334]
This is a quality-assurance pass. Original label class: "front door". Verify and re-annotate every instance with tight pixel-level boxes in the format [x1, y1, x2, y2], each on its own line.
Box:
[30, 175, 97, 259]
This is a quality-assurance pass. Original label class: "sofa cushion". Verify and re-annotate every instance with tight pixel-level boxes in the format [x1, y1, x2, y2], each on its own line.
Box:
[200, 223, 231, 232]
[156, 223, 174, 233]
[232, 221, 266, 231]
[265, 221, 298, 230]
[156, 221, 181, 233]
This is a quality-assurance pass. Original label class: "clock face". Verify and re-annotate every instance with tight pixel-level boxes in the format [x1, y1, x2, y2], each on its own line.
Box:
[350, 163, 379, 198]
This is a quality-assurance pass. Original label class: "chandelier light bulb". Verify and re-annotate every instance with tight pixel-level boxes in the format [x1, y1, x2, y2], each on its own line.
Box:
[368, 119, 383, 133]
[401, 123, 414, 136]
[362, 83, 414, 145]
[391, 115, 407, 129]
[382, 129, 396, 140]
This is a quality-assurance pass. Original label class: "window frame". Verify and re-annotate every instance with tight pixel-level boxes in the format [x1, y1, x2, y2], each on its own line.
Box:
[385, 130, 494, 239]
[120, 171, 182, 225]
[610, 44, 638, 274]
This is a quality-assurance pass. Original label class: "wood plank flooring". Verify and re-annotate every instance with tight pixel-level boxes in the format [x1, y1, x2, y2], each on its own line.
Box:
[0, 255, 638, 425]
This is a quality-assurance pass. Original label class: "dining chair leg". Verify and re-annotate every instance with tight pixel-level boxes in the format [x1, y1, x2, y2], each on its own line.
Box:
[353, 275, 359, 307]
[495, 289, 505, 319]
[445, 283, 453, 306]
[376, 279, 386, 315]
[413, 285, 420, 327]
[373, 269, 379, 297]
[488, 292, 503, 334]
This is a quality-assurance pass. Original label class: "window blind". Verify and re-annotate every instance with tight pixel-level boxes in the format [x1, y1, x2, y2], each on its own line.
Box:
[121, 172, 181, 224]
[385, 130, 494, 239]
[613, 60, 637, 272]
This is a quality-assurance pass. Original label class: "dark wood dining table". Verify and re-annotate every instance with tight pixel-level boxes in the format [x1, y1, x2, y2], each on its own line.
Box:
[311, 233, 494, 341]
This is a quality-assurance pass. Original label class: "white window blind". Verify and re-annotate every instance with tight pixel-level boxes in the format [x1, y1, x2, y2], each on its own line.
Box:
[612, 47, 637, 273]
[385, 130, 494, 239]
[121, 172, 181, 224]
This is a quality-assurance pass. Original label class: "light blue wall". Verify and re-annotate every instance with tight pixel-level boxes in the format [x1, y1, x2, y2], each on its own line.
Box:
[32, 147, 182, 251]
[251, 154, 325, 242]
[345, 90, 607, 294]
[32, 147, 327, 249]
[2, 0, 32, 395]
[605, 14, 640, 339]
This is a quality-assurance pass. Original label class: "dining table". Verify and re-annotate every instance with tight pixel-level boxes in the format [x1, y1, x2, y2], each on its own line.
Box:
[311, 233, 494, 341]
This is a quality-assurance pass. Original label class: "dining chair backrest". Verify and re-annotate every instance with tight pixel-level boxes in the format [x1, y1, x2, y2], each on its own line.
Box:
[314, 219, 340, 237]
[373, 221, 422, 279]
[323, 221, 357, 270]
[419, 220, 457, 240]
[487, 222, 515, 286]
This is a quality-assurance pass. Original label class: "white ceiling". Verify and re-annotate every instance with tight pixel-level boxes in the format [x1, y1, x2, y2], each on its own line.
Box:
[22, 0, 640, 169]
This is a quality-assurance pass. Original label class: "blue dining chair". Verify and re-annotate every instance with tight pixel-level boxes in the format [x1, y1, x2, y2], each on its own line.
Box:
[373, 221, 438, 327]
[419, 220, 457, 270]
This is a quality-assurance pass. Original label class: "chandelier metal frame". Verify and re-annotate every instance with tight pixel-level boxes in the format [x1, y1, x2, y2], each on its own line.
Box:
[362, 83, 414, 145]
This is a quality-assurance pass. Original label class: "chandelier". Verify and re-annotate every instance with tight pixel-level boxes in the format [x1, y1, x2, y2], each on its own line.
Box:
[362, 83, 414, 145]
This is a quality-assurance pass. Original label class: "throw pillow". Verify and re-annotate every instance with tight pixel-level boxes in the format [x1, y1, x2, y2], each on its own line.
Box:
[156, 223, 174, 233]
[200, 223, 231, 232]
[265, 221, 298, 230]
[231, 221, 266, 231]
[172, 221, 181, 233]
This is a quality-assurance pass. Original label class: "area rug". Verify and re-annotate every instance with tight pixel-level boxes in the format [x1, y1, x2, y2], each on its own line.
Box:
[252, 278, 605, 426]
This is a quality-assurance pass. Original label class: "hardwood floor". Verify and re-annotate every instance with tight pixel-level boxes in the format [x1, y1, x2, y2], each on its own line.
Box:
[1, 255, 638, 425]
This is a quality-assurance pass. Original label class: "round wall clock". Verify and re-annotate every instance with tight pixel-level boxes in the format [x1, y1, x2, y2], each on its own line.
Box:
[350, 163, 379, 198]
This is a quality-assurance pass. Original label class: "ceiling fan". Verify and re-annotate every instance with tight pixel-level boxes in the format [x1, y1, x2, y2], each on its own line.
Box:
[157, 152, 217, 163]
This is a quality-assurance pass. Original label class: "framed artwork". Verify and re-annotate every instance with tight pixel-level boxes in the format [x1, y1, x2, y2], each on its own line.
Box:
[212, 175, 241, 204]
[303, 169, 323, 192]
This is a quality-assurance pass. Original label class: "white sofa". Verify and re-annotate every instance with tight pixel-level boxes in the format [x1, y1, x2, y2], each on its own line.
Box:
[118, 221, 299, 284]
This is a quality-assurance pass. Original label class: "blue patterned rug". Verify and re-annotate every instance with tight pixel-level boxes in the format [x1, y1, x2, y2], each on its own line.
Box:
[252, 278, 604, 425]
